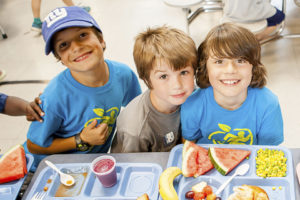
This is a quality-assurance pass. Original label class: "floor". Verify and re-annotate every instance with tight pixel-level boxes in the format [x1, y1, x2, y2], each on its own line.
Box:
[0, 0, 300, 153]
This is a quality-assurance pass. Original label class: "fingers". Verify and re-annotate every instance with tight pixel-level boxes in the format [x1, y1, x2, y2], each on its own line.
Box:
[87, 119, 98, 129]
[81, 121, 109, 146]
[28, 101, 44, 122]
[96, 122, 108, 132]
[97, 123, 109, 141]
[31, 101, 44, 116]
[26, 115, 34, 121]
[27, 93, 44, 122]
[35, 96, 42, 104]
[27, 108, 43, 122]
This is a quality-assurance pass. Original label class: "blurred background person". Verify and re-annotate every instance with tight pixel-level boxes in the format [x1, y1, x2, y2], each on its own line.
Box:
[222, 0, 285, 41]
[31, 0, 91, 32]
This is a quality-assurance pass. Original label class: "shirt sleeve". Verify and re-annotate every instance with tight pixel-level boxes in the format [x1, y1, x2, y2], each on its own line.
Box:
[27, 107, 62, 147]
[122, 70, 142, 107]
[0, 93, 8, 113]
[180, 94, 203, 141]
[257, 100, 284, 145]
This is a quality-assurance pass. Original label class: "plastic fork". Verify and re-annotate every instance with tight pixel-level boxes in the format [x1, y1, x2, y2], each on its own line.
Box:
[31, 191, 46, 200]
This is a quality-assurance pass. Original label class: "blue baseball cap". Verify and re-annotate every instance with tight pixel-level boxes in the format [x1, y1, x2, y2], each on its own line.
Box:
[42, 6, 102, 55]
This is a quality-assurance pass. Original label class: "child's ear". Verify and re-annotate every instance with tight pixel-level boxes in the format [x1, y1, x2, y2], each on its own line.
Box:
[101, 41, 106, 51]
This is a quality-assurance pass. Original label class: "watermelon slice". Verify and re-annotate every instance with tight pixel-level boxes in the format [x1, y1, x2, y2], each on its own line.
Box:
[194, 145, 214, 177]
[182, 141, 214, 177]
[0, 144, 27, 184]
[208, 147, 251, 175]
[182, 147, 198, 177]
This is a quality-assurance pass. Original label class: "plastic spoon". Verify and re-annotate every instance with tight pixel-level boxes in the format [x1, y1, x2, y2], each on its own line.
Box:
[45, 160, 75, 187]
[215, 163, 250, 196]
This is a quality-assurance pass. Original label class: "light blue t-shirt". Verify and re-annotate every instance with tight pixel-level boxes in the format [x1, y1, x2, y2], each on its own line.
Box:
[25, 60, 141, 171]
[181, 86, 283, 145]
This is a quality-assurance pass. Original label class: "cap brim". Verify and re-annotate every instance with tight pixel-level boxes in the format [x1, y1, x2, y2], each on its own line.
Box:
[45, 20, 94, 55]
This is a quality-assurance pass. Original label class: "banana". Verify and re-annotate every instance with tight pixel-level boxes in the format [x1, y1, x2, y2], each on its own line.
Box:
[159, 167, 182, 200]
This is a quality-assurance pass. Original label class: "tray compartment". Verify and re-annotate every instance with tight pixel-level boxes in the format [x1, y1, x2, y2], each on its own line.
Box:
[35, 168, 56, 195]
[50, 167, 89, 197]
[119, 165, 160, 198]
[253, 146, 291, 177]
[228, 178, 291, 200]
[46, 166, 89, 198]
[177, 176, 223, 199]
[84, 165, 124, 197]
[26, 164, 90, 199]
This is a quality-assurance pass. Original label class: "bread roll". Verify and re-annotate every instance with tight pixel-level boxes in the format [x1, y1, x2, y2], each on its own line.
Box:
[137, 193, 149, 200]
[227, 184, 269, 200]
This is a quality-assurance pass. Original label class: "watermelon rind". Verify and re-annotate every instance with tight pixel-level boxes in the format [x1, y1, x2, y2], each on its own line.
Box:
[182, 147, 198, 177]
[182, 140, 193, 158]
[0, 144, 22, 161]
[208, 147, 228, 176]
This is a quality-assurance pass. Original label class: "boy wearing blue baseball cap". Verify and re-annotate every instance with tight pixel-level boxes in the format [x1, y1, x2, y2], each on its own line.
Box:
[25, 6, 141, 171]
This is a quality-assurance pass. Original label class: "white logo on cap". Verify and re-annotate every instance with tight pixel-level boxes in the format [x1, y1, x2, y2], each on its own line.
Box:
[45, 8, 67, 28]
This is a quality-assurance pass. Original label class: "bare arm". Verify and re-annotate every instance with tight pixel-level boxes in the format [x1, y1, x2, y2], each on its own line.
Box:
[182, 138, 196, 143]
[3, 96, 44, 122]
[27, 137, 76, 154]
[27, 119, 109, 154]
[3, 96, 29, 116]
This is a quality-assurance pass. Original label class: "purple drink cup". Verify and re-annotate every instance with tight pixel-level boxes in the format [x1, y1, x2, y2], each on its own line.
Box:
[91, 155, 117, 187]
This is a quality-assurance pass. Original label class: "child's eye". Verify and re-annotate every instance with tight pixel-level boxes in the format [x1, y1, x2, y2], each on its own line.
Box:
[58, 42, 68, 50]
[237, 58, 246, 63]
[215, 60, 223, 64]
[159, 74, 167, 79]
[79, 32, 88, 38]
[180, 70, 188, 75]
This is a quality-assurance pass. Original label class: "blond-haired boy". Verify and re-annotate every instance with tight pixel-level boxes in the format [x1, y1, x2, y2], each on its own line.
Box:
[111, 26, 197, 152]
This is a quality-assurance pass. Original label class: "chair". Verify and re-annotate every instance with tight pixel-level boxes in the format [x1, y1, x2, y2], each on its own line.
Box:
[251, 0, 300, 44]
[163, 0, 300, 44]
[0, 24, 7, 39]
[163, 0, 223, 34]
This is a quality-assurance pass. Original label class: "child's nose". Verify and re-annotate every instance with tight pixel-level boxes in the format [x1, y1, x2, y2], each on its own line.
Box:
[70, 41, 82, 52]
[225, 61, 237, 73]
[172, 76, 183, 89]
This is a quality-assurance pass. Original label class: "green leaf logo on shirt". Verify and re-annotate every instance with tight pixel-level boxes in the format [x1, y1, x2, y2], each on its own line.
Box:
[84, 107, 119, 134]
[208, 123, 253, 145]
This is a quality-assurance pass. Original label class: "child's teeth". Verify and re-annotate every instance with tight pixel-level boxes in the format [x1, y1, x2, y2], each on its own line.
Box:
[223, 80, 237, 84]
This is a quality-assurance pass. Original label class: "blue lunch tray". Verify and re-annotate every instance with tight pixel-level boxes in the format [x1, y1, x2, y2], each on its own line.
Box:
[25, 162, 162, 200]
[160, 144, 296, 200]
[0, 154, 34, 200]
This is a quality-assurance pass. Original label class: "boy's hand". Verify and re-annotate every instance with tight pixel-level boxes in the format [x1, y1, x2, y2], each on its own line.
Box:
[80, 119, 109, 146]
[26, 96, 44, 122]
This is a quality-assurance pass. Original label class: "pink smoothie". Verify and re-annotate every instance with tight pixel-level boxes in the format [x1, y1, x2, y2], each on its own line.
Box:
[94, 159, 114, 173]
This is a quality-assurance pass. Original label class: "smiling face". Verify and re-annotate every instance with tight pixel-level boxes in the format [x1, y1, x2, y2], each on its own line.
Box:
[53, 27, 106, 74]
[207, 54, 253, 108]
[149, 59, 195, 114]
